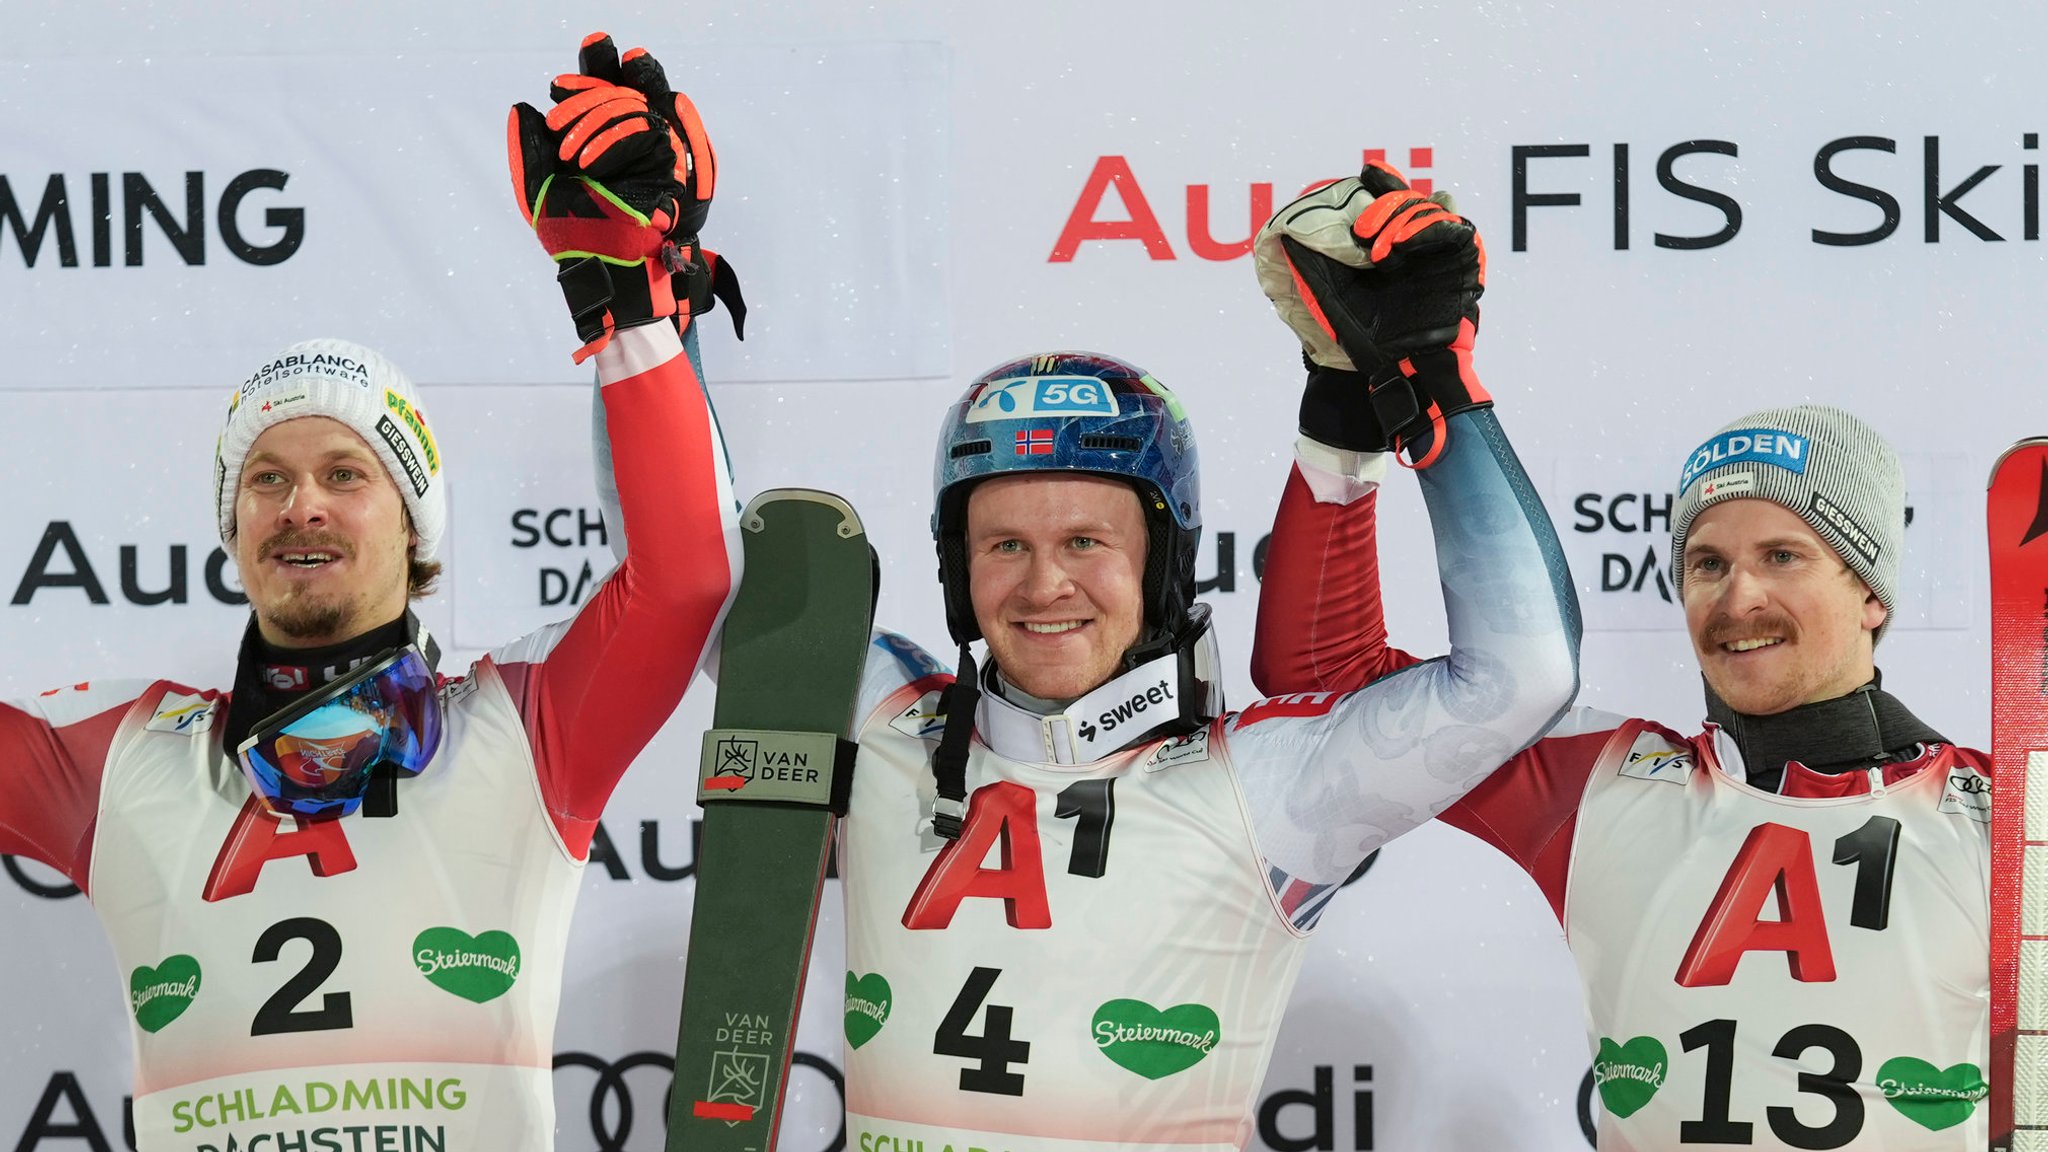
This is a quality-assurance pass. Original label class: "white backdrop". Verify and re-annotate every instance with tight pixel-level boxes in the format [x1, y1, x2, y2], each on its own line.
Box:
[1, 2, 2040, 1148]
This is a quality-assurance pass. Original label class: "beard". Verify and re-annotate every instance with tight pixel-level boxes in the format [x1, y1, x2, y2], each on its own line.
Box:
[261, 590, 352, 642]
[252, 528, 362, 643]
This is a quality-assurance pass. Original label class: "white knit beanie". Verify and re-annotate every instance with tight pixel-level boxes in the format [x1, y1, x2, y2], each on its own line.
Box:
[214, 338, 446, 563]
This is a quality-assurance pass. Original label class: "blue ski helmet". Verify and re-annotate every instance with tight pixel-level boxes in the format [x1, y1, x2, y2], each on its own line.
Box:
[932, 351, 1201, 649]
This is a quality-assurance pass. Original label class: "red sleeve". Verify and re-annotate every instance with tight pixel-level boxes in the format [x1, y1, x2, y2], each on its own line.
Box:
[1250, 459, 1619, 919]
[1, 684, 139, 892]
[497, 326, 739, 858]
[1250, 463, 1422, 696]
[1437, 726, 1622, 919]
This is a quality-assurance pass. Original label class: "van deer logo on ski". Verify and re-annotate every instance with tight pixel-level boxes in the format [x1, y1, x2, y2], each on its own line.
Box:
[713, 737, 758, 785]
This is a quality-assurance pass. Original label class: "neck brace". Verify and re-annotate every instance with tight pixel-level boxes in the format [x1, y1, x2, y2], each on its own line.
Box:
[975, 616, 1223, 765]
[1703, 674, 1945, 791]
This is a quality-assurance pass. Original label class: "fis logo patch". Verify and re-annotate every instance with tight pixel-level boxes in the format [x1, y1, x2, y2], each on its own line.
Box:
[147, 692, 218, 736]
[1618, 734, 1694, 784]
[889, 691, 947, 741]
[965, 376, 1119, 423]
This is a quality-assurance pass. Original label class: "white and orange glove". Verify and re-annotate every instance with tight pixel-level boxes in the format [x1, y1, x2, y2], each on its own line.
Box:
[1254, 162, 1487, 467]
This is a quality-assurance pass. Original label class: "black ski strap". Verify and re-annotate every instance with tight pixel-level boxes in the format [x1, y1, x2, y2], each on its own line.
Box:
[931, 644, 980, 839]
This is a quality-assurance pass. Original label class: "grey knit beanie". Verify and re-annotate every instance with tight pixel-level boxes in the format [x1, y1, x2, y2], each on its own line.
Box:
[1669, 404, 1903, 642]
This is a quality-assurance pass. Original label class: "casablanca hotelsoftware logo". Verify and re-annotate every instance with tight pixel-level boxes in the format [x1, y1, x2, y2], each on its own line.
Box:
[1049, 148, 1437, 262]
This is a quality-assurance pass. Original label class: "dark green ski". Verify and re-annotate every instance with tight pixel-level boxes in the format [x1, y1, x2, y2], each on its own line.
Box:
[667, 489, 874, 1152]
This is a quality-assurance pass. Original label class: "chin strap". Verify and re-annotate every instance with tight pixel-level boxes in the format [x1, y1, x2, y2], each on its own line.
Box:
[926, 611, 1224, 840]
[930, 643, 981, 840]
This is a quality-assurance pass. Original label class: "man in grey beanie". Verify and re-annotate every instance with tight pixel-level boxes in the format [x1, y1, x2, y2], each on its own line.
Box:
[1253, 397, 1993, 1150]
[0, 35, 742, 1151]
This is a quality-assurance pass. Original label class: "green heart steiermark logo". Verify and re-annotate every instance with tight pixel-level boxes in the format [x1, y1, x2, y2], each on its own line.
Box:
[130, 955, 202, 1034]
[412, 927, 521, 1004]
[1593, 1036, 1669, 1119]
[1877, 1057, 1986, 1131]
[844, 972, 891, 1049]
[1091, 999, 1221, 1080]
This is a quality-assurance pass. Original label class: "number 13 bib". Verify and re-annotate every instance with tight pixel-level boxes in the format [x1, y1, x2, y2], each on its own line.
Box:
[1565, 722, 1991, 1151]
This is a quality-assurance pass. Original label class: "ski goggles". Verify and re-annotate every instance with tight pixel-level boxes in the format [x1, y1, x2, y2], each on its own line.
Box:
[237, 645, 444, 819]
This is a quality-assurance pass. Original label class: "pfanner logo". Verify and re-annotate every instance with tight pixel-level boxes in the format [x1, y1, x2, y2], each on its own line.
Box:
[1678, 429, 1809, 493]
[1050, 147, 1435, 263]
[1, 169, 304, 267]
[385, 390, 441, 475]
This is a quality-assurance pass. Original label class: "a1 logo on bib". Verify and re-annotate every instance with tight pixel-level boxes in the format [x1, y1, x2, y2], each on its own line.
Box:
[1091, 999, 1220, 1080]
[1593, 1035, 1668, 1118]
[844, 971, 891, 1049]
[1876, 1057, 1986, 1131]
[130, 955, 202, 1033]
[413, 927, 521, 1004]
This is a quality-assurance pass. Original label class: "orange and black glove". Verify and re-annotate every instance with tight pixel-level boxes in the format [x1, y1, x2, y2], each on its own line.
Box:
[1254, 162, 1488, 467]
[509, 32, 744, 363]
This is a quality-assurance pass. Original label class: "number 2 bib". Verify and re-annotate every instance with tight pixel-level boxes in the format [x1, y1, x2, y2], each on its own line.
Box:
[89, 671, 583, 1152]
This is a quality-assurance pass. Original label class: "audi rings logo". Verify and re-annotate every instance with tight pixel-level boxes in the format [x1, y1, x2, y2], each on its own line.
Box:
[552, 1050, 845, 1152]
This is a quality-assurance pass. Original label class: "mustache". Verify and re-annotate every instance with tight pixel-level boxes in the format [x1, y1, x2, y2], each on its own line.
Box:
[1700, 611, 1796, 647]
[259, 529, 355, 561]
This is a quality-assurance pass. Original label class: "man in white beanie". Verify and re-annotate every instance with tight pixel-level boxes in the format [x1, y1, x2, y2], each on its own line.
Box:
[1251, 165, 1990, 1151]
[0, 34, 739, 1152]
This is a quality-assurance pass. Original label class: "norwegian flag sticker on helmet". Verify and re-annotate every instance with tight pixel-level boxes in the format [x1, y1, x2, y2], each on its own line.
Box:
[1013, 428, 1055, 455]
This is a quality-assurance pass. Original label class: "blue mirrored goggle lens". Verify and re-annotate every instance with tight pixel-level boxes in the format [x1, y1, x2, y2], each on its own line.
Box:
[238, 647, 443, 818]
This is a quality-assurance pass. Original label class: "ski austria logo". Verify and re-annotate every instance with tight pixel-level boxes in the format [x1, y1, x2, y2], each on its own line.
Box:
[1700, 472, 1756, 499]
[965, 376, 1119, 423]
[1678, 428, 1809, 492]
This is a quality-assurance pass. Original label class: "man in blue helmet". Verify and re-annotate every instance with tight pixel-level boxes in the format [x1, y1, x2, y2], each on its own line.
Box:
[832, 167, 1582, 1149]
